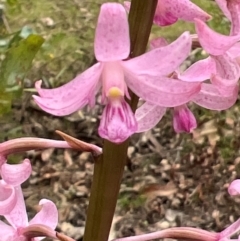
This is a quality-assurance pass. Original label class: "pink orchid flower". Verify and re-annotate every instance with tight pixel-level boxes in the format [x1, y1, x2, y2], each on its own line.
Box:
[123, 0, 211, 26]
[33, 3, 201, 143]
[0, 160, 58, 241]
[135, 33, 238, 133]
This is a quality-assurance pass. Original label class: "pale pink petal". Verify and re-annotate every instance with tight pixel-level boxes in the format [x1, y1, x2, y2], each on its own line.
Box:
[220, 218, 240, 239]
[98, 99, 137, 143]
[228, 179, 240, 196]
[178, 57, 216, 82]
[125, 73, 201, 107]
[173, 105, 197, 133]
[228, 0, 240, 35]
[211, 54, 240, 96]
[94, 3, 130, 62]
[192, 83, 238, 110]
[4, 186, 28, 228]
[195, 18, 240, 55]
[33, 63, 102, 116]
[150, 37, 168, 50]
[228, 42, 240, 59]
[154, 0, 211, 26]
[122, 32, 191, 76]
[0, 221, 15, 239]
[135, 102, 166, 132]
[30, 199, 58, 231]
[215, 0, 231, 20]
[0, 180, 17, 215]
[1, 159, 32, 186]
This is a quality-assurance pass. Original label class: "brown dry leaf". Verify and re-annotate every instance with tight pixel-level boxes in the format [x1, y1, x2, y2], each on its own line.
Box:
[41, 148, 54, 162]
[193, 120, 219, 146]
[140, 182, 177, 200]
[64, 149, 73, 166]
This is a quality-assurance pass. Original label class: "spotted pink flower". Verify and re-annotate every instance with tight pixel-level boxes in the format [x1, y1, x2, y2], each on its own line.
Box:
[33, 3, 200, 143]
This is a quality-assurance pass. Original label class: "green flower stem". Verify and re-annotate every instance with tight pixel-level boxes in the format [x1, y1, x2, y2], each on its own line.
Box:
[83, 2, 157, 241]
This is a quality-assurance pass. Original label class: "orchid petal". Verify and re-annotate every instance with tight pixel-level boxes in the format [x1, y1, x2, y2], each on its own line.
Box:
[0, 221, 15, 240]
[33, 63, 102, 116]
[0, 180, 16, 215]
[154, 0, 211, 26]
[173, 105, 197, 133]
[122, 32, 191, 76]
[125, 74, 201, 107]
[228, 42, 240, 59]
[228, 0, 240, 35]
[1, 159, 32, 186]
[211, 54, 240, 97]
[192, 83, 238, 110]
[228, 179, 240, 196]
[94, 3, 130, 62]
[30, 199, 58, 231]
[195, 18, 240, 55]
[4, 186, 28, 228]
[215, 0, 231, 20]
[98, 99, 137, 143]
[135, 102, 166, 132]
[149, 37, 168, 50]
[178, 57, 216, 82]
[220, 218, 240, 239]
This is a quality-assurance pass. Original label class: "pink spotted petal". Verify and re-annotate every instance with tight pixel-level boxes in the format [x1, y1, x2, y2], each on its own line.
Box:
[0, 180, 17, 215]
[215, 0, 231, 20]
[98, 99, 137, 143]
[173, 105, 197, 133]
[211, 54, 240, 97]
[1, 159, 32, 186]
[4, 186, 28, 228]
[195, 18, 240, 55]
[228, 42, 240, 59]
[94, 3, 130, 62]
[30, 199, 58, 231]
[192, 83, 238, 110]
[125, 73, 201, 107]
[123, 32, 191, 76]
[33, 63, 102, 116]
[228, 0, 240, 35]
[179, 57, 216, 82]
[136, 102, 166, 132]
[154, 0, 211, 26]
[0, 221, 15, 239]
[228, 179, 240, 196]
[149, 37, 168, 50]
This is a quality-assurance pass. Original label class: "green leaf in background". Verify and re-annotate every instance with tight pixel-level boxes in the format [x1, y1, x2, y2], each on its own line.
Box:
[0, 34, 44, 114]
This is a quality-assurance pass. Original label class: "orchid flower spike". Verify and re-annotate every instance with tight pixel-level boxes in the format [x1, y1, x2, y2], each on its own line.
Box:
[124, 0, 211, 26]
[33, 3, 200, 143]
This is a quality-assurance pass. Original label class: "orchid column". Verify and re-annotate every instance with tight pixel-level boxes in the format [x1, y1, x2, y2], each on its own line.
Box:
[82, 2, 158, 241]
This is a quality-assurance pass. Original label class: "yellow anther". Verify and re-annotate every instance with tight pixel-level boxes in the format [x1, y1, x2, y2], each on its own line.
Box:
[108, 87, 123, 98]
